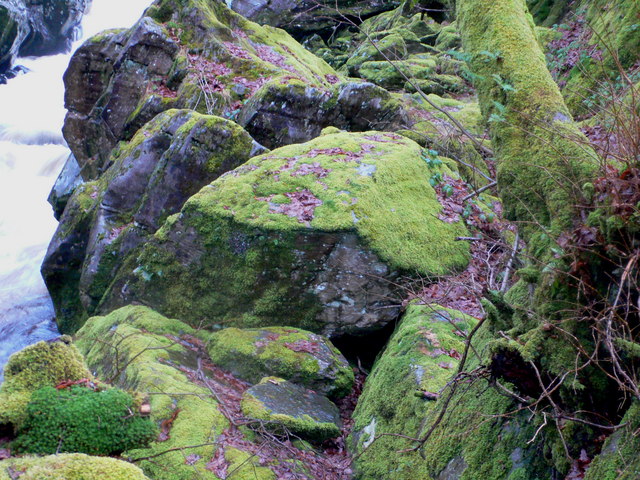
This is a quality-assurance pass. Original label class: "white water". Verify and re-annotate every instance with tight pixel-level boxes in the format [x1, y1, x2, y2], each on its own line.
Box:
[0, 0, 153, 376]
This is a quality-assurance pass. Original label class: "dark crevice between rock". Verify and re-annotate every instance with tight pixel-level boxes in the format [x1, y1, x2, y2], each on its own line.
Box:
[331, 317, 399, 371]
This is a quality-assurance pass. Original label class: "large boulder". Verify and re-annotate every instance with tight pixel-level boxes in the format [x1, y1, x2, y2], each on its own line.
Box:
[43, 109, 263, 333]
[228, 0, 400, 39]
[62, 0, 338, 179]
[237, 77, 412, 148]
[98, 130, 470, 336]
[0, 5, 18, 73]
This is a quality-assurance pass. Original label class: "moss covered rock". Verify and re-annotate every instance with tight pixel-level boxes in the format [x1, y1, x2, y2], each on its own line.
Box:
[74, 306, 232, 479]
[241, 377, 342, 441]
[63, 0, 338, 179]
[99, 130, 470, 335]
[0, 337, 92, 428]
[350, 304, 477, 479]
[0, 454, 150, 480]
[237, 76, 413, 148]
[44, 109, 263, 334]
[207, 326, 354, 398]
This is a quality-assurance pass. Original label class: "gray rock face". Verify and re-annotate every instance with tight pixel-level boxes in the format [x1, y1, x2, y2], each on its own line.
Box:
[228, 0, 399, 39]
[241, 377, 342, 441]
[62, 17, 179, 179]
[48, 153, 83, 220]
[238, 79, 411, 149]
[43, 109, 264, 333]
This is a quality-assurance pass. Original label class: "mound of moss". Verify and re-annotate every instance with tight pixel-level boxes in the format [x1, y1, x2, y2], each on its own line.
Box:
[207, 326, 354, 398]
[99, 130, 470, 335]
[13, 385, 156, 456]
[0, 338, 92, 428]
[0, 454, 150, 480]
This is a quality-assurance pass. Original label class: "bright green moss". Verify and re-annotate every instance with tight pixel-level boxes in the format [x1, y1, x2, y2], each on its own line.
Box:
[13, 385, 157, 455]
[101, 130, 469, 332]
[206, 326, 354, 398]
[224, 448, 276, 480]
[350, 304, 477, 479]
[0, 338, 92, 428]
[457, 0, 597, 240]
[75, 307, 227, 480]
[0, 454, 150, 480]
[584, 403, 640, 480]
[179, 131, 468, 272]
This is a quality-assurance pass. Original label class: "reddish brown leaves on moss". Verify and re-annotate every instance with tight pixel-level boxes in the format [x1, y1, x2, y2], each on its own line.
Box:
[284, 340, 321, 354]
[270, 189, 323, 223]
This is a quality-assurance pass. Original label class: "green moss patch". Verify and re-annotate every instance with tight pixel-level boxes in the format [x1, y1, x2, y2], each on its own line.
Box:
[0, 454, 150, 480]
[13, 385, 156, 455]
[0, 338, 92, 428]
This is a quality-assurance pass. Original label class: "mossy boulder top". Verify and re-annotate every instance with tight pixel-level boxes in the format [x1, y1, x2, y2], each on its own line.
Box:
[0, 454, 151, 480]
[206, 326, 355, 398]
[99, 130, 470, 335]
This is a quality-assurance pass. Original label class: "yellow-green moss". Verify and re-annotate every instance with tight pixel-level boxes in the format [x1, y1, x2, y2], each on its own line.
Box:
[0, 454, 150, 480]
[206, 326, 354, 398]
[0, 338, 91, 428]
[457, 0, 597, 240]
[75, 306, 227, 480]
[350, 304, 476, 479]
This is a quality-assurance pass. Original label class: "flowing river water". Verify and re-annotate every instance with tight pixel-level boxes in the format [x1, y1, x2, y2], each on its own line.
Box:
[0, 0, 152, 377]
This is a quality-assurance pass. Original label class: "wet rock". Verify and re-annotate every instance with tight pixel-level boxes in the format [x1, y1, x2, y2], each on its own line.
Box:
[241, 377, 342, 441]
[0, 0, 89, 75]
[98, 130, 469, 336]
[43, 109, 262, 333]
[207, 326, 354, 398]
[63, 18, 180, 179]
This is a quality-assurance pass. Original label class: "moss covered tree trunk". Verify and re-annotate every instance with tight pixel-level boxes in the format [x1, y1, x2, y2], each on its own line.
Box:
[457, 0, 597, 240]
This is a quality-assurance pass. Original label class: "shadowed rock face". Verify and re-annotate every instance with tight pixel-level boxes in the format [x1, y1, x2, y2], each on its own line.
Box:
[227, 0, 399, 39]
[43, 109, 264, 333]
[63, 17, 180, 179]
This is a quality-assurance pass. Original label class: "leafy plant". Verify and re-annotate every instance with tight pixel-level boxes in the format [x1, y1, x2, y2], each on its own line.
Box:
[12, 386, 157, 455]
